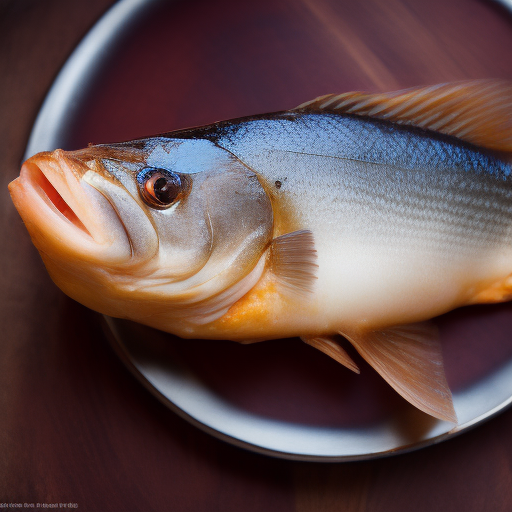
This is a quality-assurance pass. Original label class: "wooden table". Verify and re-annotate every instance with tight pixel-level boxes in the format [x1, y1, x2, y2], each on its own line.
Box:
[2, 0, 512, 510]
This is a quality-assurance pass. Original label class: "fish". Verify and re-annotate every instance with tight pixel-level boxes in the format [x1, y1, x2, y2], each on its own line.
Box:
[8, 80, 512, 423]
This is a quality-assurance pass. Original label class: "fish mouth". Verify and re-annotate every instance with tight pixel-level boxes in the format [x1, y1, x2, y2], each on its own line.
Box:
[21, 159, 91, 236]
[9, 149, 130, 262]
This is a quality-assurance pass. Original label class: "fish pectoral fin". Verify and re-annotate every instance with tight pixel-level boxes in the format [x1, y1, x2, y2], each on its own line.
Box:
[295, 80, 512, 152]
[340, 322, 457, 423]
[269, 229, 318, 296]
[301, 335, 360, 374]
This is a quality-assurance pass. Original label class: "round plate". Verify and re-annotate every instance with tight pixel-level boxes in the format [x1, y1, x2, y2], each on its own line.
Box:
[25, 0, 512, 461]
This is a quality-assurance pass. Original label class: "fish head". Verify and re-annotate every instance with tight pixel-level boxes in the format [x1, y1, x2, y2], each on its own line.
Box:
[8, 138, 273, 331]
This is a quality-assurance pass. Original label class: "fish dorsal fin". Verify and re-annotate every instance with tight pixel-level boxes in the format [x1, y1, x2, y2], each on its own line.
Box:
[295, 80, 512, 152]
[340, 322, 457, 423]
[269, 230, 318, 296]
[301, 335, 360, 374]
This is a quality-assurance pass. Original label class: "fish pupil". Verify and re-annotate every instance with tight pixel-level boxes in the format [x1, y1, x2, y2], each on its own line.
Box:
[154, 176, 178, 204]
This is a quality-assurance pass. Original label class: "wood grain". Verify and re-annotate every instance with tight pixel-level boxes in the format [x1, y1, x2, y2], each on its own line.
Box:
[2, 0, 512, 511]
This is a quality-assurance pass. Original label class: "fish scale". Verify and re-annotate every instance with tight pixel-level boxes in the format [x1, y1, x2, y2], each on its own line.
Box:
[203, 114, 512, 250]
[204, 113, 511, 176]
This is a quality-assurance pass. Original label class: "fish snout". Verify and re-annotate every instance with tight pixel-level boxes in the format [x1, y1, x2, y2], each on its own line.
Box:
[9, 149, 131, 264]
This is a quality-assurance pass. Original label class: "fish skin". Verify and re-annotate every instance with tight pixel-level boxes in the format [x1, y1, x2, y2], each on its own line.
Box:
[171, 111, 510, 177]
[8, 81, 512, 421]
[166, 112, 512, 338]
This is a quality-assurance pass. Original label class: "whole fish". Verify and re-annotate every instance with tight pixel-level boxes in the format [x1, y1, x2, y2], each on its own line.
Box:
[9, 81, 512, 423]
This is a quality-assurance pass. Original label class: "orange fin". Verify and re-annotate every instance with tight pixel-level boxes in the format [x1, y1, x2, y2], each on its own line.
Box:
[301, 335, 360, 374]
[269, 230, 318, 296]
[295, 80, 512, 152]
[341, 322, 457, 423]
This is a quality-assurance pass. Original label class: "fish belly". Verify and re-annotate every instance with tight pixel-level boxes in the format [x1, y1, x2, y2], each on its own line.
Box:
[311, 160, 512, 331]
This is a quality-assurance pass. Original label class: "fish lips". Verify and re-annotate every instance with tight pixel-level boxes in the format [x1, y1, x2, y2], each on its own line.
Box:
[8, 149, 132, 265]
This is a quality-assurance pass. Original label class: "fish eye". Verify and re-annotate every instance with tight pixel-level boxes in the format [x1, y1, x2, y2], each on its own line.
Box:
[137, 167, 183, 209]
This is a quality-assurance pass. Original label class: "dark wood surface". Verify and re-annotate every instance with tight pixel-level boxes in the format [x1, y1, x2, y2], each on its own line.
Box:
[2, 1, 512, 511]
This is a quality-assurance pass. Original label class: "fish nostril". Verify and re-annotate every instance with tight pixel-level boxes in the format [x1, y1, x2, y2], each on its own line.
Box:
[25, 162, 91, 236]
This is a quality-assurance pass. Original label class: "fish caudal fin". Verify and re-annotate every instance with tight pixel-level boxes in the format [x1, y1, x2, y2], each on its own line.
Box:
[301, 335, 360, 374]
[295, 80, 512, 153]
[340, 322, 457, 423]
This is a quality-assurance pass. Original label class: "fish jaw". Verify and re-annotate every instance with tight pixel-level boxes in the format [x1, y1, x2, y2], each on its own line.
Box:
[8, 149, 132, 266]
